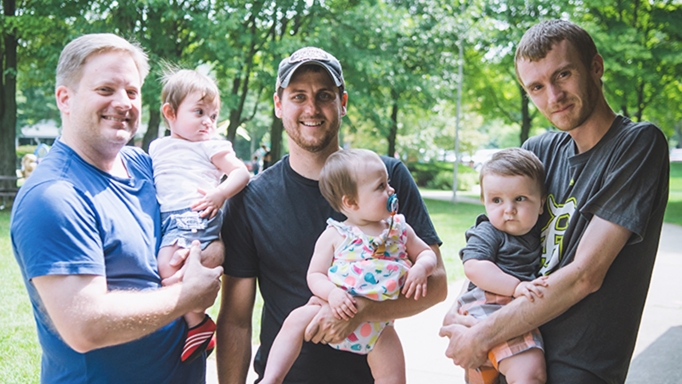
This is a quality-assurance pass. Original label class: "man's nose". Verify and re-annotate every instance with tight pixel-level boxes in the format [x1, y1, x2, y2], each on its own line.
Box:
[112, 89, 132, 110]
[547, 83, 565, 105]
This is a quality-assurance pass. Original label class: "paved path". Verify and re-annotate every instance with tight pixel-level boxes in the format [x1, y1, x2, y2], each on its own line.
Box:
[207, 190, 682, 383]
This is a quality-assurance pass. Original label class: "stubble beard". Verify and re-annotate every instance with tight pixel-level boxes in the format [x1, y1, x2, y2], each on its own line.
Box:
[286, 122, 339, 154]
[551, 78, 601, 132]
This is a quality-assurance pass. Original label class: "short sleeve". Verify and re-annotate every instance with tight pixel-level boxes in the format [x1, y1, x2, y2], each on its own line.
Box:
[12, 181, 105, 280]
[584, 124, 668, 242]
[221, 186, 259, 277]
[203, 139, 234, 159]
[459, 219, 502, 264]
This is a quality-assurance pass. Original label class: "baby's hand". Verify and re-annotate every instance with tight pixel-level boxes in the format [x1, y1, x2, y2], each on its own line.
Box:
[402, 263, 429, 300]
[513, 276, 549, 302]
[191, 187, 226, 219]
[328, 288, 357, 320]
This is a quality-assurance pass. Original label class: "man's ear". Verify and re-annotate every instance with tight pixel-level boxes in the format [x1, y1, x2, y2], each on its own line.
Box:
[539, 196, 547, 215]
[161, 103, 176, 121]
[55, 85, 71, 115]
[340, 91, 348, 117]
[274, 93, 283, 118]
[591, 53, 605, 81]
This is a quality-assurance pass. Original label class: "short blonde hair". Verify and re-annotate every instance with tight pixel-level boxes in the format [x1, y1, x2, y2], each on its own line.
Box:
[319, 149, 382, 212]
[56, 33, 149, 89]
[160, 68, 221, 128]
[479, 148, 546, 199]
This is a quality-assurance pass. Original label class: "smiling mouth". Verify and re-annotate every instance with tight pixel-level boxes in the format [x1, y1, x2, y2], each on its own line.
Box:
[103, 116, 128, 123]
[552, 104, 573, 114]
[301, 121, 323, 127]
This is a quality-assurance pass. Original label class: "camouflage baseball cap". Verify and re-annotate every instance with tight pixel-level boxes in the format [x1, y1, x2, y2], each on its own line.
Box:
[276, 47, 344, 90]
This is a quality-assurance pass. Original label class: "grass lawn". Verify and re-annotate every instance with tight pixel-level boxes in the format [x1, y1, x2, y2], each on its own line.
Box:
[0, 210, 41, 384]
[2, 162, 680, 379]
[664, 162, 682, 226]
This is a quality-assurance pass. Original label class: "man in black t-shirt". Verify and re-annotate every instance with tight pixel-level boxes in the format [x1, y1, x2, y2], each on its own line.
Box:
[441, 20, 669, 383]
[216, 47, 447, 384]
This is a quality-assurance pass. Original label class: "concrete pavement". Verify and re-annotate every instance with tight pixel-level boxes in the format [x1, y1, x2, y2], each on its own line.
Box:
[207, 191, 682, 383]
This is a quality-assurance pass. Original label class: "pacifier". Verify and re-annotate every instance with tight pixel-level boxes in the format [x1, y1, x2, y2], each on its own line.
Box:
[387, 194, 399, 214]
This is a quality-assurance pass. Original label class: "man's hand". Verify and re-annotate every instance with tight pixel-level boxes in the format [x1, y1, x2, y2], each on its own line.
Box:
[442, 300, 479, 328]
[439, 323, 488, 369]
[161, 248, 190, 286]
[304, 299, 365, 344]
[181, 241, 223, 313]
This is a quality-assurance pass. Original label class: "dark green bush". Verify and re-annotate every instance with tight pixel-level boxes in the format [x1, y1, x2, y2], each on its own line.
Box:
[408, 161, 478, 191]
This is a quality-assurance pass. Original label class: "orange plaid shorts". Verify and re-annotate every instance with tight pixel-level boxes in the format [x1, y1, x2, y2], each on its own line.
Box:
[458, 288, 544, 384]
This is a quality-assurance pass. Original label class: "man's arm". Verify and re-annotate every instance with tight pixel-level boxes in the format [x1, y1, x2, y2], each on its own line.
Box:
[440, 216, 631, 368]
[32, 243, 222, 353]
[216, 275, 256, 384]
[305, 244, 447, 344]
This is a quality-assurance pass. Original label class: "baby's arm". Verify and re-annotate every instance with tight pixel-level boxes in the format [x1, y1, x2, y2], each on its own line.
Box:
[464, 259, 547, 301]
[402, 223, 438, 300]
[307, 228, 357, 320]
[192, 149, 250, 219]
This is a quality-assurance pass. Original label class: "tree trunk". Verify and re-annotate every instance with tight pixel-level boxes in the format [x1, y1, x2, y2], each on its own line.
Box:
[519, 84, 531, 145]
[1, 0, 18, 185]
[269, 109, 283, 161]
[388, 89, 399, 158]
[142, 107, 161, 153]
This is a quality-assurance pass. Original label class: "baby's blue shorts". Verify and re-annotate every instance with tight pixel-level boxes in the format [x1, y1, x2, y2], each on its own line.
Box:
[160, 207, 223, 250]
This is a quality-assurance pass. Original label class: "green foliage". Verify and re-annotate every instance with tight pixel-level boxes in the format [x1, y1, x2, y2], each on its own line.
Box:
[582, 0, 682, 128]
[408, 161, 453, 187]
[15, 146, 36, 159]
[408, 161, 478, 191]
[3, 0, 682, 170]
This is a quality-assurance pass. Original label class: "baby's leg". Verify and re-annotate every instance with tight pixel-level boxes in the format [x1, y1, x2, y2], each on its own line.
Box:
[158, 244, 205, 328]
[497, 347, 546, 384]
[157, 244, 181, 281]
[367, 325, 406, 384]
[261, 304, 322, 384]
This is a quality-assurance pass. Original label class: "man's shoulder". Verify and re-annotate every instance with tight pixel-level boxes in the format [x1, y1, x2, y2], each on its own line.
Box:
[524, 130, 568, 149]
[614, 116, 665, 142]
[121, 145, 153, 177]
[379, 155, 404, 171]
[230, 158, 289, 209]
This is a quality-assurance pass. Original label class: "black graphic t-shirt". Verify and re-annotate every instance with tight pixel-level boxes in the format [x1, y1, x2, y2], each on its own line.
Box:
[523, 115, 669, 383]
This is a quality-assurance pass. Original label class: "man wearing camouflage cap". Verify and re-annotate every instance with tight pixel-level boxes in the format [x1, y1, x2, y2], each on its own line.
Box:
[216, 47, 447, 383]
